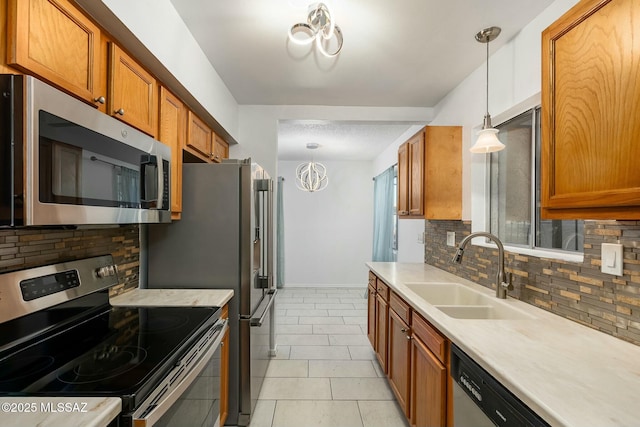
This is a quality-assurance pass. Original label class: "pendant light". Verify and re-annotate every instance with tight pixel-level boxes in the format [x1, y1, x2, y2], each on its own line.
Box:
[295, 143, 328, 192]
[470, 26, 505, 154]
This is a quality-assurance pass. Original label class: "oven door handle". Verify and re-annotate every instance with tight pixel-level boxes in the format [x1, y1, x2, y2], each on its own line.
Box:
[130, 319, 227, 427]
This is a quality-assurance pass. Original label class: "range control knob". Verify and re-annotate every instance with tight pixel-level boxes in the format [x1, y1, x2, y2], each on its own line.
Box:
[96, 265, 117, 278]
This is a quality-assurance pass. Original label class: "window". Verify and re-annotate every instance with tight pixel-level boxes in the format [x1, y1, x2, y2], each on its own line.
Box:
[392, 164, 398, 252]
[488, 107, 583, 252]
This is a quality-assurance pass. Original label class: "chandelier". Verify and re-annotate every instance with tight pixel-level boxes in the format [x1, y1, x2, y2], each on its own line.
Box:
[469, 26, 505, 153]
[295, 143, 328, 192]
[288, 3, 343, 58]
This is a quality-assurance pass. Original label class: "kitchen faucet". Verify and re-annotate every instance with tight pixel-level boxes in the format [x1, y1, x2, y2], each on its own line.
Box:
[451, 232, 513, 299]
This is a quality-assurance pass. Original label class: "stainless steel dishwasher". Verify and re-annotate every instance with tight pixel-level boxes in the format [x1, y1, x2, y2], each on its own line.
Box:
[451, 344, 550, 427]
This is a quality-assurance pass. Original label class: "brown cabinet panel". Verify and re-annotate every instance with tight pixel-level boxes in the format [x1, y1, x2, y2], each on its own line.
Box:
[411, 333, 447, 427]
[408, 133, 424, 216]
[367, 283, 376, 348]
[212, 135, 229, 163]
[7, 0, 103, 105]
[541, 0, 640, 219]
[375, 293, 388, 373]
[398, 142, 410, 216]
[108, 43, 157, 136]
[424, 126, 462, 220]
[158, 86, 185, 219]
[186, 111, 213, 161]
[390, 291, 410, 325]
[388, 307, 411, 416]
[412, 312, 447, 364]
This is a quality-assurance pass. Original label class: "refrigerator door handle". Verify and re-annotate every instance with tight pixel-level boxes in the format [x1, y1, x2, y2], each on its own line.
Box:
[250, 288, 277, 327]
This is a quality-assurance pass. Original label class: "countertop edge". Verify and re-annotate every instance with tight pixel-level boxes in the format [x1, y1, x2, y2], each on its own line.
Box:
[110, 288, 234, 308]
[0, 397, 121, 427]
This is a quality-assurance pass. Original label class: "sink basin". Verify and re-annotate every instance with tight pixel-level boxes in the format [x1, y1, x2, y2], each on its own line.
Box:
[405, 282, 492, 306]
[435, 304, 534, 320]
[405, 282, 534, 320]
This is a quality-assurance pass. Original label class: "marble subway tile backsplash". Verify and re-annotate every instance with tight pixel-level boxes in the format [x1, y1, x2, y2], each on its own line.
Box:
[425, 220, 640, 345]
[0, 225, 140, 296]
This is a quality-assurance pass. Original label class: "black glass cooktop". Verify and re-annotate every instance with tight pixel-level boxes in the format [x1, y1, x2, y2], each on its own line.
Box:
[0, 301, 220, 410]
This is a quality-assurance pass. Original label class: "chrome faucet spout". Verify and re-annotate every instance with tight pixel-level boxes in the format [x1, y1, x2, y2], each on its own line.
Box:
[452, 232, 512, 299]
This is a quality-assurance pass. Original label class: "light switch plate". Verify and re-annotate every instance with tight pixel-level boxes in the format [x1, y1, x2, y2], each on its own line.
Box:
[601, 243, 623, 276]
[447, 232, 456, 247]
[417, 233, 425, 244]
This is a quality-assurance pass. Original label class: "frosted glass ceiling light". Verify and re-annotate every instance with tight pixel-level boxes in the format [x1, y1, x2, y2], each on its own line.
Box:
[288, 3, 343, 57]
[470, 26, 505, 154]
[295, 143, 329, 192]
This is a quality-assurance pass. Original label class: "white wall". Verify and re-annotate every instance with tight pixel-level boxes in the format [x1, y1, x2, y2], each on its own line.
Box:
[279, 160, 373, 287]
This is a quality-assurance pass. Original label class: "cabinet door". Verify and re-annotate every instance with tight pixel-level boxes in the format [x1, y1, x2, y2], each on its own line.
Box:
[411, 335, 447, 427]
[408, 133, 424, 216]
[388, 307, 411, 416]
[367, 283, 376, 348]
[7, 0, 103, 106]
[398, 142, 410, 216]
[375, 294, 388, 373]
[424, 126, 462, 220]
[108, 43, 157, 137]
[158, 86, 185, 219]
[212, 135, 229, 163]
[186, 111, 213, 161]
[541, 0, 640, 219]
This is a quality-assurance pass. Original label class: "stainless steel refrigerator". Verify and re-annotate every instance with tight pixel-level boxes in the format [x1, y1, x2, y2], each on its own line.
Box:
[145, 159, 277, 426]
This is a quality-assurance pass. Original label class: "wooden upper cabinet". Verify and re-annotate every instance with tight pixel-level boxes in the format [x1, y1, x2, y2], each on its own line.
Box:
[408, 133, 424, 216]
[398, 142, 410, 216]
[6, 0, 104, 106]
[186, 111, 214, 161]
[424, 126, 462, 220]
[398, 126, 462, 219]
[213, 135, 229, 163]
[108, 43, 157, 137]
[541, 0, 640, 219]
[158, 86, 185, 220]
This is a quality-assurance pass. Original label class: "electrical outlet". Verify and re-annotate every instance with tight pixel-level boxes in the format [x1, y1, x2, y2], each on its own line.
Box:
[447, 231, 456, 247]
[601, 243, 623, 276]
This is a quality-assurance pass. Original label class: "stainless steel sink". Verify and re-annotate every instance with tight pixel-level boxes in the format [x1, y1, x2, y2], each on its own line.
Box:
[405, 282, 534, 320]
[405, 282, 492, 305]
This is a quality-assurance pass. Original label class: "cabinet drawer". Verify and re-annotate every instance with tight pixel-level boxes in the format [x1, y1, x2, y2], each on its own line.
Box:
[412, 312, 446, 363]
[368, 271, 377, 288]
[390, 292, 410, 325]
[376, 280, 389, 301]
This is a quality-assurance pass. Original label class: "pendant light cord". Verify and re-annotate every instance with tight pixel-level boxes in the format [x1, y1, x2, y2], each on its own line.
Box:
[486, 39, 489, 117]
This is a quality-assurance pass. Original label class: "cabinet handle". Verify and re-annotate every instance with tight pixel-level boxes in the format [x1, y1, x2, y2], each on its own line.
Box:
[115, 108, 125, 116]
[93, 96, 106, 104]
[400, 328, 408, 333]
[406, 335, 412, 341]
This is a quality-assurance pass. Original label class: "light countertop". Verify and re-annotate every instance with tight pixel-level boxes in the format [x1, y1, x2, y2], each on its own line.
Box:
[110, 288, 234, 308]
[367, 262, 640, 427]
[0, 397, 121, 427]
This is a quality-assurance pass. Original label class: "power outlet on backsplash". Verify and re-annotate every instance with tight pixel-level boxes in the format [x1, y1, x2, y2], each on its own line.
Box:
[447, 231, 456, 247]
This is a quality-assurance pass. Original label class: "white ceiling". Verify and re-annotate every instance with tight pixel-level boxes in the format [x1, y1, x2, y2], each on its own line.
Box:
[169, 0, 555, 160]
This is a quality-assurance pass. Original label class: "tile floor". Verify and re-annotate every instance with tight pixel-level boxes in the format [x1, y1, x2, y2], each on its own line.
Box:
[249, 287, 409, 427]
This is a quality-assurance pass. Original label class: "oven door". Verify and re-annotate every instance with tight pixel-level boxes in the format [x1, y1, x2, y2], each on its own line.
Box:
[129, 319, 227, 427]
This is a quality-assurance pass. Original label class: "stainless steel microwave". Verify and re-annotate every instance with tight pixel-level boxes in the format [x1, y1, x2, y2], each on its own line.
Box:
[0, 74, 171, 226]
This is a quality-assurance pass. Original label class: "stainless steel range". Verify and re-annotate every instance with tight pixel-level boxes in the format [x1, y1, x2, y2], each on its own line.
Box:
[0, 255, 227, 427]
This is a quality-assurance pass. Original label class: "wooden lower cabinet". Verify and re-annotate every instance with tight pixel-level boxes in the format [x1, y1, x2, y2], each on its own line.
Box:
[375, 293, 388, 373]
[367, 282, 376, 348]
[388, 307, 411, 415]
[411, 332, 447, 427]
[367, 271, 450, 427]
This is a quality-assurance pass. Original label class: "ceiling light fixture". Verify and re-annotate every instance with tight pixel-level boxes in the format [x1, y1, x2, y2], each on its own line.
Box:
[288, 3, 343, 58]
[470, 26, 505, 154]
[295, 143, 328, 192]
